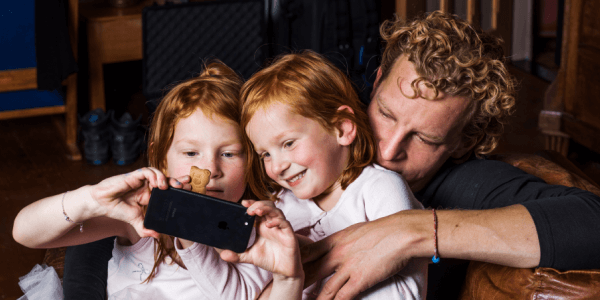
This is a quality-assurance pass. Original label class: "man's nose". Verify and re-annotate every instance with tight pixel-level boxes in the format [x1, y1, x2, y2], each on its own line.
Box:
[379, 131, 406, 162]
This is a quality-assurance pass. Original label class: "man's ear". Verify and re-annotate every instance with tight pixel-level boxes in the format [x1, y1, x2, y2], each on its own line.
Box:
[336, 105, 357, 146]
[370, 67, 383, 100]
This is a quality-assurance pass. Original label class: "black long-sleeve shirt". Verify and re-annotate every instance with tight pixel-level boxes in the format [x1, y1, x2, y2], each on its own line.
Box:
[415, 156, 600, 270]
[416, 156, 600, 299]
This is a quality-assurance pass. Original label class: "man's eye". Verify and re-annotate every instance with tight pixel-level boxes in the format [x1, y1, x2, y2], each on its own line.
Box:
[379, 108, 393, 120]
[415, 135, 437, 146]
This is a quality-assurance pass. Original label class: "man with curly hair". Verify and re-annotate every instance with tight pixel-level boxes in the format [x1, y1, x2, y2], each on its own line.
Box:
[301, 11, 600, 300]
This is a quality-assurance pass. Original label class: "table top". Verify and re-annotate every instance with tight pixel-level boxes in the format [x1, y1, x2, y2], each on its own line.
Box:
[79, 0, 154, 21]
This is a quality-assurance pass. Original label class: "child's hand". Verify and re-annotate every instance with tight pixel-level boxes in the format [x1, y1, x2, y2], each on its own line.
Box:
[220, 200, 303, 279]
[88, 167, 191, 238]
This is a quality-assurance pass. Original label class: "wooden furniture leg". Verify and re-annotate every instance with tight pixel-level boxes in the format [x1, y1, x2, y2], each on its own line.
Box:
[87, 22, 107, 111]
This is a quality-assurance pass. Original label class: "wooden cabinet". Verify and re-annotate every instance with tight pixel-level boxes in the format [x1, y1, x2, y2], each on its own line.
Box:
[80, 0, 151, 111]
[539, 0, 600, 155]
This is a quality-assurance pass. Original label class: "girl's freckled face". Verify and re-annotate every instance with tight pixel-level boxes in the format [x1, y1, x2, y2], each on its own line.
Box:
[166, 109, 246, 202]
[245, 102, 347, 201]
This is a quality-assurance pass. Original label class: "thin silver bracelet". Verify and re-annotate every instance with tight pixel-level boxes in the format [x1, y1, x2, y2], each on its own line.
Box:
[62, 191, 83, 232]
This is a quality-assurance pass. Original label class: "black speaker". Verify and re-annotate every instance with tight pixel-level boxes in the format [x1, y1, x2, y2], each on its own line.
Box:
[142, 0, 267, 113]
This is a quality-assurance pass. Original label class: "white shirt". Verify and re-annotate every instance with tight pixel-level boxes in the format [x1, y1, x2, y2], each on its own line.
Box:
[276, 164, 428, 300]
[107, 237, 271, 300]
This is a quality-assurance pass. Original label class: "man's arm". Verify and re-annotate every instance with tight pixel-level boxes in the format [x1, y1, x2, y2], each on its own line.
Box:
[422, 158, 600, 270]
[301, 204, 539, 300]
[437, 205, 539, 265]
[302, 158, 600, 300]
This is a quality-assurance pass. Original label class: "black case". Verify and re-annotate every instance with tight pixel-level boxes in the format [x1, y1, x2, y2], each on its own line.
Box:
[144, 188, 255, 253]
[142, 0, 267, 113]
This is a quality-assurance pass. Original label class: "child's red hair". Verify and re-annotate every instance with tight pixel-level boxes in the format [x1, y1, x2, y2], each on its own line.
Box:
[145, 60, 253, 282]
[240, 50, 376, 200]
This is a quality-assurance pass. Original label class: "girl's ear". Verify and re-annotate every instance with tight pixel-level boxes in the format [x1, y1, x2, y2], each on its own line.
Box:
[336, 105, 357, 146]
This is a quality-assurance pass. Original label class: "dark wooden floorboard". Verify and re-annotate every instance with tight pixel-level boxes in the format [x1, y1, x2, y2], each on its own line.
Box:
[0, 116, 146, 300]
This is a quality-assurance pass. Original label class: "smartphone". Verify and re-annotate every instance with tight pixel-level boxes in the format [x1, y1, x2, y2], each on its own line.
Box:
[144, 187, 255, 253]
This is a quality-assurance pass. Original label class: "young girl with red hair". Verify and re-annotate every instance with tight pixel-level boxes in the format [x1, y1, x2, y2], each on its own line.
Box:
[241, 50, 427, 299]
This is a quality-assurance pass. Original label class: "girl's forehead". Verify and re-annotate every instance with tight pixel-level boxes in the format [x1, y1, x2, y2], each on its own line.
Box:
[251, 101, 296, 121]
[173, 110, 242, 143]
[246, 102, 322, 142]
[175, 109, 235, 129]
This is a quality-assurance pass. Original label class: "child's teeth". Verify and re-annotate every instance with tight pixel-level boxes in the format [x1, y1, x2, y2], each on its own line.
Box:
[289, 172, 304, 183]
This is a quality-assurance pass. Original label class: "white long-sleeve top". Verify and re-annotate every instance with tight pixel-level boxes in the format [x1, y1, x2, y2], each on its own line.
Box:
[276, 164, 428, 300]
[107, 236, 271, 300]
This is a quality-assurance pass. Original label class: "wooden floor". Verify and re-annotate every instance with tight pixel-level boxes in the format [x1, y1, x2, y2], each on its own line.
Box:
[0, 65, 598, 299]
[0, 116, 147, 299]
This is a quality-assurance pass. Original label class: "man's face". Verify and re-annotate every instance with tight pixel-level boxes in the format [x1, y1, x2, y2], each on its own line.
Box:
[368, 55, 473, 192]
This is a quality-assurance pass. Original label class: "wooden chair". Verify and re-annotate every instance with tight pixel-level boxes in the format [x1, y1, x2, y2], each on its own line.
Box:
[460, 150, 600, 300]
[539, 0, 600, 157]
[0, 0, 81, 160]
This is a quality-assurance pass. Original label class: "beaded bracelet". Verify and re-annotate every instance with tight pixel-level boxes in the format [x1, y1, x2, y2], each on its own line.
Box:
[432, 208, 440, 263]
[62, 191, 83, 232]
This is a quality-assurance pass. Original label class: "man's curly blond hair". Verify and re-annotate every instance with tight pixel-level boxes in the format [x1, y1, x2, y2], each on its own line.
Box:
[379, 11, 516, 157]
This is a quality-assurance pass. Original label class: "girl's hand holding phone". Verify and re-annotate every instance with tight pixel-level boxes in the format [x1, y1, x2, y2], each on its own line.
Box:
[220, 200, 303, 279]
[88, 167, 192, 237]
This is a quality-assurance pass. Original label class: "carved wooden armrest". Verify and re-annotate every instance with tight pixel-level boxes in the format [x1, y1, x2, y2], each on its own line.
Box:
[459, 150, 600, 300]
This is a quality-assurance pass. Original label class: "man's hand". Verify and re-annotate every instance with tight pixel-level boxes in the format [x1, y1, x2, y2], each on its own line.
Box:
[301, 211, 428, 300]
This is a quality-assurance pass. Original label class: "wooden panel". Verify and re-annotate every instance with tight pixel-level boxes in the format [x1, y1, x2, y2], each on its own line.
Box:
[467, 0, 481, 28]
[491, 0, 499, 30]
[82, 0, 148, 111]
[440, 0, 454, 13]
[483, 0, 513, 58]
[68, 0, 78, 59]
[580, 0, 600, 51]
[564, 116, 600, 155]
[79, 0, 151, 22]
[63, 74, 78, 147]
[0, 68, 37, 93]
[562, 0, 584, 114]
[573, 47, 600, 129]
[94, 18, 143, 63]
[0, 106, 65, 120]
[395, 0, 426, 21]
[87, 21, 106, 111]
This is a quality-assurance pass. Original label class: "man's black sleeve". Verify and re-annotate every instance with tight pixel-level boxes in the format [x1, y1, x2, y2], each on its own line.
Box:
[63, 237, 114, 300]
[416, 158, 600, 270]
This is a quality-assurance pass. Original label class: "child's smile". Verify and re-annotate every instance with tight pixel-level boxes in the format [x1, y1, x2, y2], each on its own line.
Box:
[246, 102, 350, 208]
[286, 170, 306, 187]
